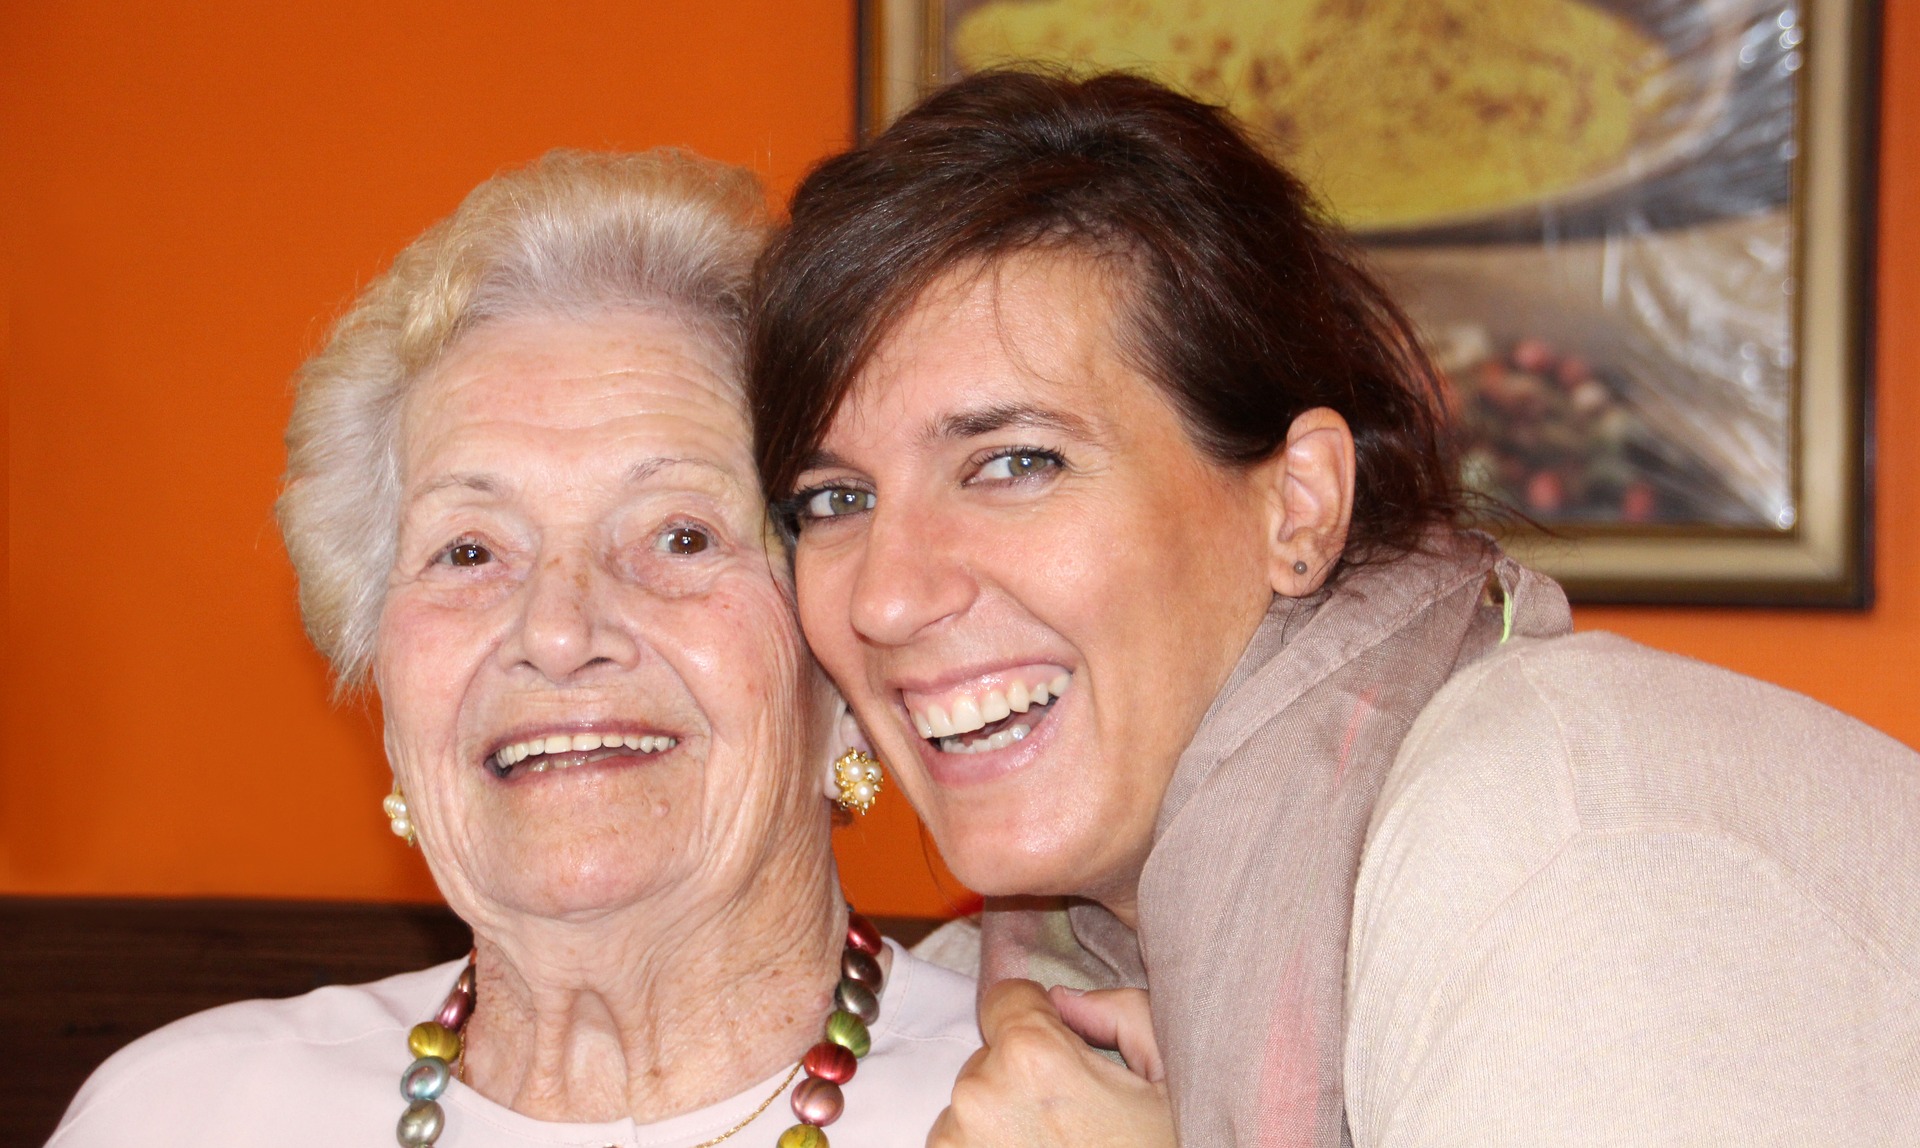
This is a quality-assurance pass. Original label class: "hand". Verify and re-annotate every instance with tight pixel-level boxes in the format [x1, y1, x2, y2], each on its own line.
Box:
[928, 980, 1174, 1148]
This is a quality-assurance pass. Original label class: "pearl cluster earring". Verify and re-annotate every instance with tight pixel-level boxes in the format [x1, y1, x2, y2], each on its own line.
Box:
[831, 749, 884, 816]
[383, 783, 418, 847]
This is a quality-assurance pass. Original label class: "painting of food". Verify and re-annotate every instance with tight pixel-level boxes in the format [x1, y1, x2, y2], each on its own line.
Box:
[953, 0, 1676, 232]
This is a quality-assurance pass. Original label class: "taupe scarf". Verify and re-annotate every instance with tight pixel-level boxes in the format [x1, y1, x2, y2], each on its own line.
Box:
[979, 533, 1572, 1146]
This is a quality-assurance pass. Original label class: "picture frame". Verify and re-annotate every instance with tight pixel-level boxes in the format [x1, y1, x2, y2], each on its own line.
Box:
[857, 0, 1880, 606]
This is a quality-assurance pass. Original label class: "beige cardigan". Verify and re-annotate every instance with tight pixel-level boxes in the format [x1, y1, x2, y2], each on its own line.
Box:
[1345, 631, 1920, 1145]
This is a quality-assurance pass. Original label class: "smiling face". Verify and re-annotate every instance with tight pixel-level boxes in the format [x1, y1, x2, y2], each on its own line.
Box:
[789, 252, 1282, 912]
[376, 311, 828, 927]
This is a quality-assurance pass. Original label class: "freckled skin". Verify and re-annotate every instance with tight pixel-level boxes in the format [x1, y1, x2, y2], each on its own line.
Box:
[791, 254, 1280, 919]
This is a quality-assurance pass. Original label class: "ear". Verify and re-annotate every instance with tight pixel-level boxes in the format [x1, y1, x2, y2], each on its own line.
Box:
[1253, 406, 1355, 597]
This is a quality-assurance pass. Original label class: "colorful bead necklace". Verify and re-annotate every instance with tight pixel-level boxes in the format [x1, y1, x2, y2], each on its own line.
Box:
[394, 910, 889, 1148]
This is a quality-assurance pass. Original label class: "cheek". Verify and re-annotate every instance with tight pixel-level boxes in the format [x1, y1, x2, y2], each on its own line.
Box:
[1102, 464, 1269, 604]
[376, 595, 497, 740]
[1032, 472, 1269, 718]
[660, 576, 814, 738]
[793, 548, 860, 679]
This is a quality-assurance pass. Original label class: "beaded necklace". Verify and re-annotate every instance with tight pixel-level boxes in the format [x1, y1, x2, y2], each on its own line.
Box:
[394, 911, 889, 1148]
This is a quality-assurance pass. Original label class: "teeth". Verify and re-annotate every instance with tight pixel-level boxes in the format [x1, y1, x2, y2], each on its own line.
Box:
[936, 722, 1032, 756]
[490, 731, 678, 774]
[948, 695, 985, 735]
[981, 691, 1011, 723]
[909, 671, 1072, 745]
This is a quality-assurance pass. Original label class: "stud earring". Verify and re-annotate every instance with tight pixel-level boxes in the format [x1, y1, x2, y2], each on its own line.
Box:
[1293, 560, 1310, 576]
[831, 749, 885, 816]
[382, 783, 417, 847]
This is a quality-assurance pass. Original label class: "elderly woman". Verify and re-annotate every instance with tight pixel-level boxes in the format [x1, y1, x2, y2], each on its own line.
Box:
[749, 71, 1920, 1146]
[50, 150, 978, 1148]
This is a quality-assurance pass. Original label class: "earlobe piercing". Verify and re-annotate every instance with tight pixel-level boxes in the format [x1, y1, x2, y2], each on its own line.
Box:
[831, 749, 885, 816]
[382, 783, 418, 847]
[1293, 560, 1310, 576]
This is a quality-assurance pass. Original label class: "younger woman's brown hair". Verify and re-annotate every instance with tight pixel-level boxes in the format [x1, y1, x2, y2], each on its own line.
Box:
[751, 68, 1465, 565]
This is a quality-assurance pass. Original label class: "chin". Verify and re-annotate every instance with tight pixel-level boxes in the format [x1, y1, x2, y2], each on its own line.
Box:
[484, 830, 688, 920]
[934, 811, 1102, 901]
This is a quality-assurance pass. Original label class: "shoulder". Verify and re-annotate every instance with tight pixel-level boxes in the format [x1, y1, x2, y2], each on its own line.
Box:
[48, 961, 464, 1147]
[1372, 629, 1920, 877]
[1346, 633, 1920, 1145]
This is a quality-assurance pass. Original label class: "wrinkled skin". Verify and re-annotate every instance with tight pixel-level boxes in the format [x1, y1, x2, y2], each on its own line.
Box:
[375, 310, 841, 1122]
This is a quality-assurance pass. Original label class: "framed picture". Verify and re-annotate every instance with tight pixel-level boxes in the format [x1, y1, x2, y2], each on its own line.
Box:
[858, 0, 1880, 606]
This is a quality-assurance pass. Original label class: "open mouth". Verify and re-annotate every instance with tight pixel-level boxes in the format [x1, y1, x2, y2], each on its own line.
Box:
[484, 730, 677, 779]
[905, 669, 1071, 757]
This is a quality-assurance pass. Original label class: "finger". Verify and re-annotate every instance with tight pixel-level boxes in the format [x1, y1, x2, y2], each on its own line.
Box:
[977, 978, 1064, 1045]
[926, 1104, 958, 1148]
[951, 1043, 990, 1082]
[1049, 986, 1165, 1083]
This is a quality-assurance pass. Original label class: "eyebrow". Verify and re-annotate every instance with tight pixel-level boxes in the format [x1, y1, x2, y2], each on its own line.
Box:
[623, 456, 740, 488]
[921, 402, 1099, 446]
[410, 457, 742, 501]
[793, 446, 852, 480]
[791, 403, 1102, 485]
[412, 473, 502, 499]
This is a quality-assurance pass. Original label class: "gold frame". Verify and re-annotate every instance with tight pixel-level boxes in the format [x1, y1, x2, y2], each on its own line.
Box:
[857, 0, 1880, 606]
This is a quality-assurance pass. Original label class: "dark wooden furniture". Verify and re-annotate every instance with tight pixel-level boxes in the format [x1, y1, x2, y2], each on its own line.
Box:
[0, 897, 939, 1148]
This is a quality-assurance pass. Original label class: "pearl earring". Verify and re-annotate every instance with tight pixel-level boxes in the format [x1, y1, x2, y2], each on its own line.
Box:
[831, 749, 885, 816]
[1293, 560, 1310, 576]
[382, 783, 417, 847]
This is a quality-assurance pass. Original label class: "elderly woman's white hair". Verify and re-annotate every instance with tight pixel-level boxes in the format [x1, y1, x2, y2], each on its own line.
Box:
[277, 149, 768, 688]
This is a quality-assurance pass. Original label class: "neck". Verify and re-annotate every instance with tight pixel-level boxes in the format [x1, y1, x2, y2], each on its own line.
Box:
[1099, 895, 1141, 932]
[1079, 844, 1151, 933]
[1087, 871, 1143, 932]
[459, 852, 842, 1124]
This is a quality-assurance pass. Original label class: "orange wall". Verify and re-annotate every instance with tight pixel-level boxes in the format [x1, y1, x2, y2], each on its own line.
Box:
[1, 3, 1913, 919]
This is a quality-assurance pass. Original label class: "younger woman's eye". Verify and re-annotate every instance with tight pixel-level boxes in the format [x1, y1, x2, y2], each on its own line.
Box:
[442, 541, 493, 567]
[975, 449, 1063, 482]
[659, 526, 711, 555]
[800, 487, 876, 521]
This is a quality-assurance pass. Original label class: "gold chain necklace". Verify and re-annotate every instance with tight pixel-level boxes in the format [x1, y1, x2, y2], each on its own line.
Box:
[393, 911, 889, 1148]
[688, 1063, 805, 1148]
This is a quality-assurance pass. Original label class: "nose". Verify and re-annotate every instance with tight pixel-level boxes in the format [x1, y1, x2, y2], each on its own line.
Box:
[504, 548, 640, 682]
[846, 501, 979, 648]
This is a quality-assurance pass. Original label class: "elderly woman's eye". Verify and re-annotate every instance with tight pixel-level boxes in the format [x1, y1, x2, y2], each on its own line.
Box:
[801, 487, 876, 520]
[976, 449, 1063, 482]
[659, 526, 711, 555]
[443, 541, 492, 567]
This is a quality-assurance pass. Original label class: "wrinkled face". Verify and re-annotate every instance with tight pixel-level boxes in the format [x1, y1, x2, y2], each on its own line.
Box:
[376, 311, 827, 926]
[789, 253, 1276, 907]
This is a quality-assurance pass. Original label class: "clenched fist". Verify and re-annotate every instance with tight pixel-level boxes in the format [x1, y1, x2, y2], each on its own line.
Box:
[928, 980, 1174, 1147]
